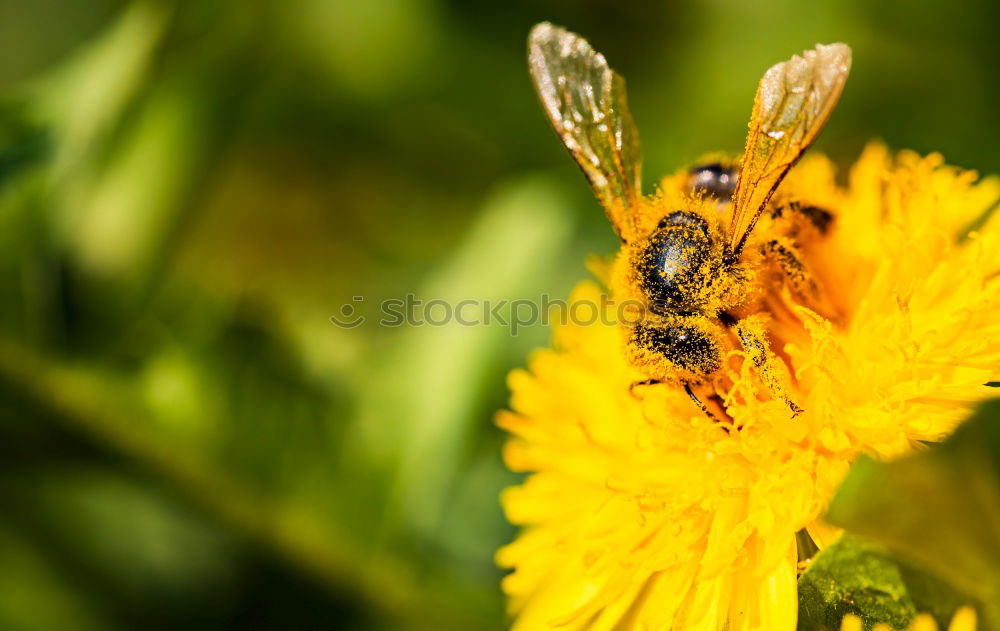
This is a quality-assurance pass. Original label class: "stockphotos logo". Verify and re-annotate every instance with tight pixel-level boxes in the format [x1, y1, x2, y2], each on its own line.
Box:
[329, 294, 652, 335]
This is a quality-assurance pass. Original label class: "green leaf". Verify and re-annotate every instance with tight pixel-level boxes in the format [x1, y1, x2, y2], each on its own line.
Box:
[825, 398, 1000, 630]
[798, 534, 967, 630]
[798, 535, 921, 630]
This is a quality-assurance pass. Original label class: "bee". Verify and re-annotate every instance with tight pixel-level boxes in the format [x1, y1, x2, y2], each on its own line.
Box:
[528, 23, 851, 419]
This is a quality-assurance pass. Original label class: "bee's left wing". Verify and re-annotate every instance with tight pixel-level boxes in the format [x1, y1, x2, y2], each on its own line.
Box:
[728, 43, 851, 258]
[529, 22, 643, 242]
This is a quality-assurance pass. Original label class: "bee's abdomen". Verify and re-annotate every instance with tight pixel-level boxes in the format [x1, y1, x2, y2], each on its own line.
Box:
[629, 322, 722, 376]
[635, 219, 714, 313]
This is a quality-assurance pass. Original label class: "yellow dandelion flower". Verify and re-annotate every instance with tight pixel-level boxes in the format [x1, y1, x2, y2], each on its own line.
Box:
[496, 145, 1000, 630]
[840, 606, 977, 631]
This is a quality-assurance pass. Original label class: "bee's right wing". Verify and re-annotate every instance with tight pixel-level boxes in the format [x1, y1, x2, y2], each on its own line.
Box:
[727, 43, 851, 258]
[528, 22, 643, 242]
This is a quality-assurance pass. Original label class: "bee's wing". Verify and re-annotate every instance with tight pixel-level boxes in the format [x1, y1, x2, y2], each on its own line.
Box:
[728, 43, 851, 257]
[529, 22, 642, 242]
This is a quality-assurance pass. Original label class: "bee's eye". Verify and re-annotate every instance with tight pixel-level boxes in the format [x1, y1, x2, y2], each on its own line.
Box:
[689, 163, 739, 199]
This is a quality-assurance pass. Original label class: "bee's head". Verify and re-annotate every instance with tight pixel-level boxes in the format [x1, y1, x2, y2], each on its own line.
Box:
[688, 163, 739, 201]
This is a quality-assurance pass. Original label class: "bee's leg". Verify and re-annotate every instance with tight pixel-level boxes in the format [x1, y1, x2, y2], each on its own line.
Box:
[792, 202, 834, 234]
[629, 378, 726, 426]
[684, 382, 723, 424]
[707, 392, 733, 428]
[761, 237, 821, 302]
[735, 316, 804, 417]
[629, 378, 662, 398]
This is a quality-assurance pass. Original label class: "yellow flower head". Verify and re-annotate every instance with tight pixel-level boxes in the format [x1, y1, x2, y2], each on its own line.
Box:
[496, 145, 1000, 630]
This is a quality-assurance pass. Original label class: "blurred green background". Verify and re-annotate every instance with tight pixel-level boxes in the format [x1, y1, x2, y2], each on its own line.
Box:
[0, 1, 997, 629]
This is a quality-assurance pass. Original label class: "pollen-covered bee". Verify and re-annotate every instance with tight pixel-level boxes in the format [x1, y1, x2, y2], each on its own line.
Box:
[528, 23, 851, 419]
